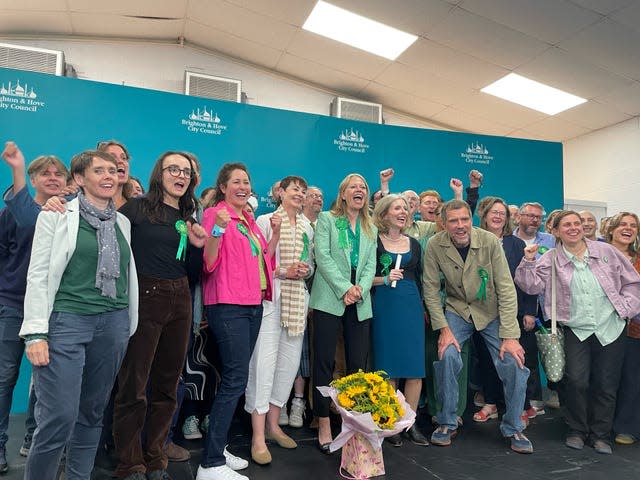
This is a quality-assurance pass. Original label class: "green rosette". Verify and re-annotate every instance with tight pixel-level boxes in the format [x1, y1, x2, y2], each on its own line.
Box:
[476, 267, 489, 301]
[538, 245, 549, 255]
[237, 223, 260, 256]
[175, 220, 188, 261]
[300, 232, 309, 262]
[335, 217, 349, 249]
[379, 253, 392, 276]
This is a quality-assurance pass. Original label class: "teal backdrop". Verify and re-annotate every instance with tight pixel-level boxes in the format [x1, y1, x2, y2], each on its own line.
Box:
[1, 66, 563, 413]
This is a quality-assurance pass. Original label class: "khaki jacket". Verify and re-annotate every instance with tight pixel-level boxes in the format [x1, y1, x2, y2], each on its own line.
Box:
[423, 227, 519, 339]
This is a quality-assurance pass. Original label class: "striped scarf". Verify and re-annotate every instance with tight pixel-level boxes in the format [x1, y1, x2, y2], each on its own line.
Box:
[277, 206, 307, 336]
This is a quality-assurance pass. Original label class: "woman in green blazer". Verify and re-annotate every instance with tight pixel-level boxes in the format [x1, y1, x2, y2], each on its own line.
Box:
[309, 173, 377, 453]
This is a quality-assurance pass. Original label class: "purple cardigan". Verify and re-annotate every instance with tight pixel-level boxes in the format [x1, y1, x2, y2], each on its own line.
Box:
[514, 238, 640, 323]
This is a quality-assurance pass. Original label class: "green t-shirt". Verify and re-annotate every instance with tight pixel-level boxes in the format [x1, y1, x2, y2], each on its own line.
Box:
[53, 217, 130, 314]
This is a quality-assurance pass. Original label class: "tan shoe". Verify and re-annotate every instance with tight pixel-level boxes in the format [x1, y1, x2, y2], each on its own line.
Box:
[251, 445, 272, 465]
[163, 442, 190, 462]
[265, 430, 297, 449]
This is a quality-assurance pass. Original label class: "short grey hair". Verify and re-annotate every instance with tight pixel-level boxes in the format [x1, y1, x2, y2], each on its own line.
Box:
[519, 202, 546, 216]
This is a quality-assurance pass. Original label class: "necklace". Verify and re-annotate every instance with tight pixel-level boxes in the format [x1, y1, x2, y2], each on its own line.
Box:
[382, 233, 403, 242]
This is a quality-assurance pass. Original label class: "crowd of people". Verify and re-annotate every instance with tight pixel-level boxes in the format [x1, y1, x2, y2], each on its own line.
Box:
[1, 139, 640, 480]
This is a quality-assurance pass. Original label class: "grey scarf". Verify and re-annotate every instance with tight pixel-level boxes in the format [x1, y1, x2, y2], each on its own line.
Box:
[77, 190, 120, 299]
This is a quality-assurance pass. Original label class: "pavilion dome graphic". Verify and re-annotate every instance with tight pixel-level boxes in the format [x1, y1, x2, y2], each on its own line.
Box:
[0, 80, 37, 98]
[339, 128, 365, 142]
[466, 142, 489, 155]
[189, 107, 220, 122]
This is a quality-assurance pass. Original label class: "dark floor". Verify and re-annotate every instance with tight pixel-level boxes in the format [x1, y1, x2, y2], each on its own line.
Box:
[3, 406, 640, 480]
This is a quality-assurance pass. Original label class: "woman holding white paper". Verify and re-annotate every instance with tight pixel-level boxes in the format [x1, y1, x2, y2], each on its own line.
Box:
[371, 194, 427, 446]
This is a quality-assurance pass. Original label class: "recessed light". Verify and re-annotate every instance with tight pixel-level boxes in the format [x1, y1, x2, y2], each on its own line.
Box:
[303, 1, 417, 60]
[481, 73, 587, 115]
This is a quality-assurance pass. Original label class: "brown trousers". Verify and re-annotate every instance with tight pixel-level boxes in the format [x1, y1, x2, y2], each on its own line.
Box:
[113, 276, 191, 477]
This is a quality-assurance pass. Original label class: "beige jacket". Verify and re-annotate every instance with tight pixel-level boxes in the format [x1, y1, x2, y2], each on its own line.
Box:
[422, 227, 519, 339]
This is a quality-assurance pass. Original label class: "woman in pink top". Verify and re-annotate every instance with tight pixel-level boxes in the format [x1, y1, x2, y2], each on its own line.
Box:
[197, 163, 275, 480]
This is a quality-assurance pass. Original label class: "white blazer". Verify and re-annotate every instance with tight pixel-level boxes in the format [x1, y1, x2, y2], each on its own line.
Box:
[20, 198, 139, 338]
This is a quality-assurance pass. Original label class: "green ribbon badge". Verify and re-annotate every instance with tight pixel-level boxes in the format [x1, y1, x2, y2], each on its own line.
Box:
[300, 232, 309, 262]
[237, 223, 260, 257]
[476, 267, 489, 301]
[538, 246, 549, 255]
[379, 253, 392, 276]
[335, 217, 349, 249]
[175, 220, 188, 261]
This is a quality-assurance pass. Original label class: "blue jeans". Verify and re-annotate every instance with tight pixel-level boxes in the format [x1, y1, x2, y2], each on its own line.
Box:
[201, 304, 262, 468]
[26, 309, 130, 480]
[0, 305, 29, 449]
[434, 312, 529, 437]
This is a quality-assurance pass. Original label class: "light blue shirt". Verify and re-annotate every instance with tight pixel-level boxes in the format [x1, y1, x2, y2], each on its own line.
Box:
[564, 245, 625, 346]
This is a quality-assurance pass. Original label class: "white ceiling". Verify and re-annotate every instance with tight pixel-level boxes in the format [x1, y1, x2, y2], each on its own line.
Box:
[3, 0, 640, 141]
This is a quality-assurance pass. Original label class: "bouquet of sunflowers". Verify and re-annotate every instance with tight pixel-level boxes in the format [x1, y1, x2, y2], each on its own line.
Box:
[333, 370, 406, 430]
[318, 370, 415, 479]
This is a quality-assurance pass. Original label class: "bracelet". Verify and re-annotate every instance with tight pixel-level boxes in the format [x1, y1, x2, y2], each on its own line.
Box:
[383, 275, 389, 286]
[211, 224, 226, 238]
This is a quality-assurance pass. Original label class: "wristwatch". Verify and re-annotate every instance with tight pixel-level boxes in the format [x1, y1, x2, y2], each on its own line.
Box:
[211, 224, 226, 238]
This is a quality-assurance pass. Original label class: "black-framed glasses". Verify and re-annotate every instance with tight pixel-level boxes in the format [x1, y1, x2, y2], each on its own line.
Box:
[521, 213, 542, 221]
[163, 165, 193, 178]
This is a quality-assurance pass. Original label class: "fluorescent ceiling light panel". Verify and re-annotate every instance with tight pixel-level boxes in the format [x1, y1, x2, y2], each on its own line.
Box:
[303, 1, 417, 60]
[481, 73, 587, 115]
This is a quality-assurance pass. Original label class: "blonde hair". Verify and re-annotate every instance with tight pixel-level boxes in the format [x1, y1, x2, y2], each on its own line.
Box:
[373, 194, 408, 235]
[330, 173, 374, 238]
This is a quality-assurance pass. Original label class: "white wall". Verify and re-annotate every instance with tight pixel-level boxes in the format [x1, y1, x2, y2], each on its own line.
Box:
[563, 117, 640, 216]
[1, 37, 444, 130]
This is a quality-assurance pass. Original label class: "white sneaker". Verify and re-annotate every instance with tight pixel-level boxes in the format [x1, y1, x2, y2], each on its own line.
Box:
[196, 464, 249, 480]
[183, 415, 203, 440]
[224, 447, 248, 471]
[278, 406, 289, 426]
[288, 398, 306, 428]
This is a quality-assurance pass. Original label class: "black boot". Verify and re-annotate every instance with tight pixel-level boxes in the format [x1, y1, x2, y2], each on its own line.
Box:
[407, 424, 429, 446]
[386, 433, 403, 447]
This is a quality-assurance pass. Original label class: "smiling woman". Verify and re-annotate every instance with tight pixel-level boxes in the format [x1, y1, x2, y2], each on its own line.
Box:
[20, 150, 138, 480]
[112, 151, 207, 479]
[515, 210, 640, 454]
[309, 173, 378, 453]
[370, 194, 428, 446]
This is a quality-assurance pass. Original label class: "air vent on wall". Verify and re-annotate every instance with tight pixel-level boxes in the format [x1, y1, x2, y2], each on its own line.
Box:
[331, 97, 382, 124]
[185, 71, 242, 103]
[0, 42, 65, 76]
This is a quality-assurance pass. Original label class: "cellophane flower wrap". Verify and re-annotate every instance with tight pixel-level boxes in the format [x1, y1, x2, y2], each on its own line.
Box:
[317, 370, 416, 453]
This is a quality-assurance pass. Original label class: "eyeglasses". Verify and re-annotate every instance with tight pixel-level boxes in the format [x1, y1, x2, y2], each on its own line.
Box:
[163, 165, 193, 178]
[521, 213, 542, 221]
[308, 193, 323, 199]
[488, 210, 507, 218]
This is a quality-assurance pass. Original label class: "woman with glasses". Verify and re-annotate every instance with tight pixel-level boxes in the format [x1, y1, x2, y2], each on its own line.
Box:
[516, 210, 640, 454]
[113, 152, 208, 480]
[472, 197, 539, 426]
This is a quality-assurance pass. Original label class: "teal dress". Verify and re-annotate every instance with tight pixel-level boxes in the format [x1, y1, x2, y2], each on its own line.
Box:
[372, 236, 425, 378]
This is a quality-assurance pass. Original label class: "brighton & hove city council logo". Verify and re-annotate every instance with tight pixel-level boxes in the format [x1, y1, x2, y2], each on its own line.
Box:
[0, 79, 46, 112]
[460, 141, 493, 165]
[334, 127, 370, 154]
[181, 106, 228, 136]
